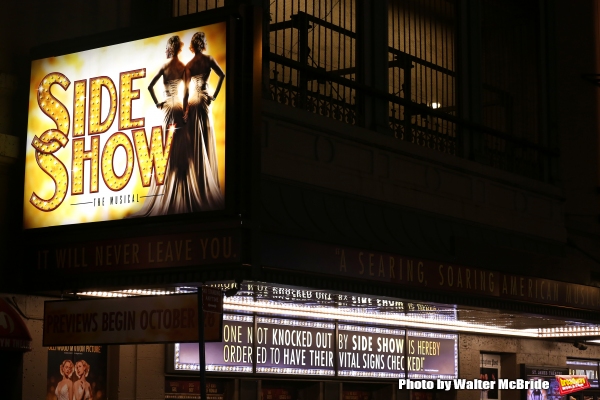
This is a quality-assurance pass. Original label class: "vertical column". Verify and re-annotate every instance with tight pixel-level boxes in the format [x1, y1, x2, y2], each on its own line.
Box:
[357, 1, 393, 134]
[296, 12, 310, 110]
[538, 0, 557, 184]
[118, 345, 137, 400]
[372, 0, 393, 135]
[355, 0, 369, 129]
[198, 287, 207, 400]
[136, 344, 166, 399]
[107, 345, 120, 400]
[457, 0, 483, 160]
[229, 1, 264, 282]
[0, 72, 19, 287]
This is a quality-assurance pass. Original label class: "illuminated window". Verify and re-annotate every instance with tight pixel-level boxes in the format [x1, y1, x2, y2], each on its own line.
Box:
[480, 0, 542, 176]
[173, 0, 224, 16]
[268, 0, 357, 125]
[388, 0, 457, 154]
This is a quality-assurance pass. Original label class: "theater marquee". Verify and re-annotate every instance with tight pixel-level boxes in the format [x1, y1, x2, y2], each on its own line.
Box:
[173, 314, 458, 379]
[24, 22, 227, 229]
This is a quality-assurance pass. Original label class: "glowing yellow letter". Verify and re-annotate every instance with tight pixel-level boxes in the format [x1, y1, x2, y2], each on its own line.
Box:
[72, 80, 87, 137]
[72, 136, 100, 194]
[30, 72, 70, 211]
[89, 76, 117, 134]
[119, 69, 146, 130]
[133, 126, 173, 186]
[101, 132, 135, 191]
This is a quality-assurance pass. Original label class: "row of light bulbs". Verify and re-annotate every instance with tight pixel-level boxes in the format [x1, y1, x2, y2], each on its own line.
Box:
[77, 289, 178, 297]
[77, 289, 600, 339]
[538, 326, 600, 338]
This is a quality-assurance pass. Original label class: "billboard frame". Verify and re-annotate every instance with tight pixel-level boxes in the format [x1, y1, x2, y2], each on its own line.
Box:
[17, 6, 262, 290]
[21, 7, 246, 234]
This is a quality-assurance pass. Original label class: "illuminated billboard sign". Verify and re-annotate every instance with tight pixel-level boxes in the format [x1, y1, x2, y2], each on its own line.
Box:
[556, 375, 591, 395]
[567, 359, 599, 388]
[24, 22, 227, 229]
[173, 314, 458, 379]
[43, 293, 223, 346]
[337, 326, 457, 379]
[337, 324, 406, 378]
[254, 317, 335, 376]
[523, 366, 569, 400]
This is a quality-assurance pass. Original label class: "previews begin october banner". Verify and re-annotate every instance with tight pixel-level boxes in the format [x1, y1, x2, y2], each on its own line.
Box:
[24, 22, 226, 229]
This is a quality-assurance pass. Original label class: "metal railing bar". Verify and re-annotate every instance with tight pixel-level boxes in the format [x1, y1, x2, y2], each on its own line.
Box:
[267, 52, 556, 156]
[269, 11, 356, 38]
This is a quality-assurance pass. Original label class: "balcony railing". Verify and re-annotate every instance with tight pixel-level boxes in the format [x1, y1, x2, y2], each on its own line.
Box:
[173, 0, 556, 182]
[265, 2, 555, 182]
[172, 0, 224, 16]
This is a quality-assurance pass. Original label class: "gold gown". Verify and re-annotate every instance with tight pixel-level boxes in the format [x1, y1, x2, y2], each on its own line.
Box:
[187, 74, 224, 210]
[131, 78, 205, 216]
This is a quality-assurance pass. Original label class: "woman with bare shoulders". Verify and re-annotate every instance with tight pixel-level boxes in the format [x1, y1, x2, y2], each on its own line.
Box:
[73, 360, 92, 400]
[131, 35, 204, 216]
[183, 31, 225, 210]
[55, 360, 73, 400]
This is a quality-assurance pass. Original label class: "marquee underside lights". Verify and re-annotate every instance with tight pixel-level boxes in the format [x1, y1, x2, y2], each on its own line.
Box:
[538, 326, 600, 338]
[78, 283, 600, 339]
[78, 289, 180, 297]
[222, 296, 539, 337]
